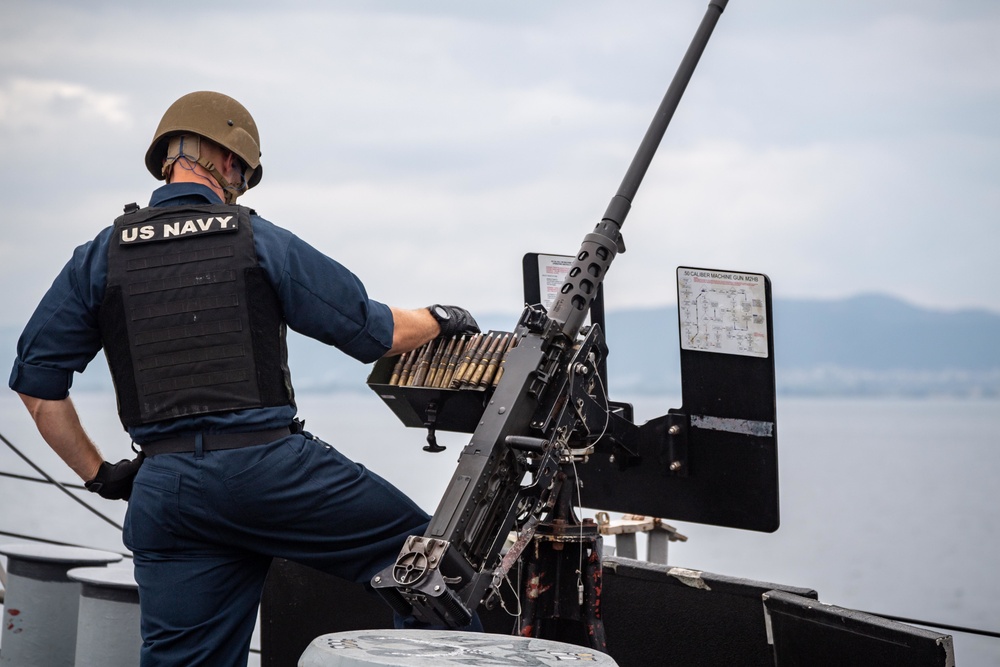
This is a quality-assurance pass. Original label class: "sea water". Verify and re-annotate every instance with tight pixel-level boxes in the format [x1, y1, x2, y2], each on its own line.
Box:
[1, 390, 998, 665]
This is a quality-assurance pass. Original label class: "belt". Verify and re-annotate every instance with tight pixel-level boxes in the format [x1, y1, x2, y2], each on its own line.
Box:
[140, 426, 294, 457]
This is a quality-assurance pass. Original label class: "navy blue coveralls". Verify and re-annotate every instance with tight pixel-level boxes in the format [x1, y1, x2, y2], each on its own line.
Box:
[9, 183, 432, 666]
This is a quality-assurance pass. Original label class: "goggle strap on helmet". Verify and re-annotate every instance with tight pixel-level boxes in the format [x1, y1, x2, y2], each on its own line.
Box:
[163, 134, 249, 205]
[162, 135, 199, 179]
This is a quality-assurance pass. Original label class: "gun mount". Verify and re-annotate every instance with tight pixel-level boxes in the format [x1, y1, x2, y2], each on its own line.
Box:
[368, 0, 778, 645]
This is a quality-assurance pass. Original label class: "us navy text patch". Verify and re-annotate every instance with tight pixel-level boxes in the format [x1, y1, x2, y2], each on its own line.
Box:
[119, 215, 238, 244]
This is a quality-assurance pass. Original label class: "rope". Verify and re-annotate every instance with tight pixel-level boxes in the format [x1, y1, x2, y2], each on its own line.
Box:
[0, 430, 123, 531]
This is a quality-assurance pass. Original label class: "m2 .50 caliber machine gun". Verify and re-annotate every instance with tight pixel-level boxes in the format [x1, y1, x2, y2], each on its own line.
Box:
[368, 0, 779, 648]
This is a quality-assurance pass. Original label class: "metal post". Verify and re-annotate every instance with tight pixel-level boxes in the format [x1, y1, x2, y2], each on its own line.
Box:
[615, 533, 638, 560]
[0, 544, 121, 667]
[647, 530, 669, 565]
[68, 566, 140, 667]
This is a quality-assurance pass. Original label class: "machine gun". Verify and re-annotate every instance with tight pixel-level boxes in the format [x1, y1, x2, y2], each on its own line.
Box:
[369, 0, 778, 646]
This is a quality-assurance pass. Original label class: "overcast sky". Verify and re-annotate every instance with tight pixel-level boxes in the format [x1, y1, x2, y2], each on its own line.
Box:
[2, 0, 998, 333]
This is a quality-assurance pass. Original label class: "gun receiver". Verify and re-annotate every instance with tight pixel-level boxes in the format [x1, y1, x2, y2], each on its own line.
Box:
[372, 0, 731, 628]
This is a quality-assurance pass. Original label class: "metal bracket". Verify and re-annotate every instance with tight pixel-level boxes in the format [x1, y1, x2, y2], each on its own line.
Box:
[664, 411, 689, 477]
[595, 512, 688, 564]
[423, 401, 445, 452]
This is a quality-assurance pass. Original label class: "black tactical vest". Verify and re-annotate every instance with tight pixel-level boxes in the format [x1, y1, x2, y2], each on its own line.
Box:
[99, 203, 294, 427]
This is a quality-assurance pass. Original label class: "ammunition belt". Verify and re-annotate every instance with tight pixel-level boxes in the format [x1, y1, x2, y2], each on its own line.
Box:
[387, 331, 516, 390]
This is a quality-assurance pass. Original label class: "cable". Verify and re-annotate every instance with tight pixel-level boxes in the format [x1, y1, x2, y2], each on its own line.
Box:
[0, 430, 124, 532]
[497, 564, 523, 619]
[856, 609, 1000, 640]
[590, 367, 612, 447]
[0, 469, 86, 490]
[567, 355, 612, 449]
[0, 529, 132, 559]
[567, 350, 614, 606]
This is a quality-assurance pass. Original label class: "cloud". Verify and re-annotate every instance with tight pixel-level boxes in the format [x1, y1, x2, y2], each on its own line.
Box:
[0, 0, 998, 328]
[247, 171, 613, 312]
[0, 78, 132, 129]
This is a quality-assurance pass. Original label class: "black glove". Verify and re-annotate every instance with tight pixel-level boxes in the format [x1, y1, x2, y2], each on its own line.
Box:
[428, 305, 481, 338]
[85, 453, 145, 501]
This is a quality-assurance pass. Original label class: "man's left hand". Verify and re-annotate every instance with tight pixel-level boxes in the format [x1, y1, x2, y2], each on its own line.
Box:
[85, 454, 145, 501]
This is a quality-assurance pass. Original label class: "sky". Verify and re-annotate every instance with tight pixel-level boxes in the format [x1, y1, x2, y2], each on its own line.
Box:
[1, 0, 998, 333]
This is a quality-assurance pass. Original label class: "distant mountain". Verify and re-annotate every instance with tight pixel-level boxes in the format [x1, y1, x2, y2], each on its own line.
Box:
[2, 294, 998, 398]
[773, 294, 1000, 371]
[250, 295, 1000, 397]
[768, 294, 1000, 397]
[600, 295, 1000, 397]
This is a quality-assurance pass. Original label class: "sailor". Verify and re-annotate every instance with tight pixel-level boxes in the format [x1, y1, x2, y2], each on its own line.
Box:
[8, 91, 480, 666]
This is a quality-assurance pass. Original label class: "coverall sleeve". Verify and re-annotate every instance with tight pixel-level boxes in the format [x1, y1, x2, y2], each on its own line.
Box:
[8, 230, 111, 399]
[251, 217, 394, 363]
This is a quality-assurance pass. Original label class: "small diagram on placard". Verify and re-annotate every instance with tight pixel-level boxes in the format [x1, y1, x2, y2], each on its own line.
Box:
[677, 267, 769, 358]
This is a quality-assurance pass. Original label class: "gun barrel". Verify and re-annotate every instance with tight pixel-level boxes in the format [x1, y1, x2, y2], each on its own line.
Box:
[548, 0, 729, 339]
[611, 0, 728, 222]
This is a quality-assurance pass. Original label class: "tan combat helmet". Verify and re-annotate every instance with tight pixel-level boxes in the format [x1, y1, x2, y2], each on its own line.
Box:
[145, 91, 262, 202]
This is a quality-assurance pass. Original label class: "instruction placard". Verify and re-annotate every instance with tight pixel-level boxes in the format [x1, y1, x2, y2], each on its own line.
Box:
[677, 267, 769, 358]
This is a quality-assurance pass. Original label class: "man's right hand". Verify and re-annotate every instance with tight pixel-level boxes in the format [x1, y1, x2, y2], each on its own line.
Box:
[428, 305, 481, 338]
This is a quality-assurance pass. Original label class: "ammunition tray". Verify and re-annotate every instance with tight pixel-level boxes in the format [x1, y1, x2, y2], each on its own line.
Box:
[366, 330, 513, 433]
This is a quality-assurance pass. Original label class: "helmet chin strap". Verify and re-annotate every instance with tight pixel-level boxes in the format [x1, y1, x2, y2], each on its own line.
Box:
[163, 135, 251, 204]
